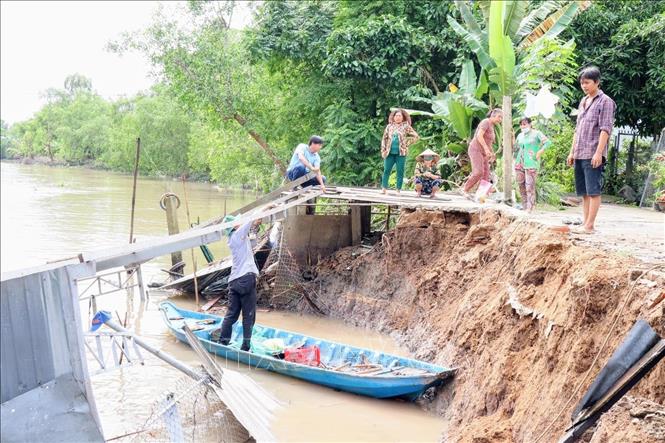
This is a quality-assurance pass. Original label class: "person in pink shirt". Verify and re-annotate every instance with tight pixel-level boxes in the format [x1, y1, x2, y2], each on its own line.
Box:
[462, 109, 503, 196]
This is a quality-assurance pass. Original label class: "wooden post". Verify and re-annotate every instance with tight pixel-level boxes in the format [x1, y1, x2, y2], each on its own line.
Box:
[385, 205, 392, 232]
[135, 265, 146, 301]
[129, 137, 141, 244]
[164, 195, 183, 267]
[502, 96, 513, 203]
[181, 177, 199, 309]
[350, 201, 362, 246]
[360, 204, 371, 236]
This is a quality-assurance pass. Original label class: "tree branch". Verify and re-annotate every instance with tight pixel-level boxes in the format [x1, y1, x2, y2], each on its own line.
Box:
[420, 67, 441, 95]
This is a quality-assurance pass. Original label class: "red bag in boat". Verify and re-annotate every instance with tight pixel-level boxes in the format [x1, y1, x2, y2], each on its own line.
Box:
[284, 345, 321, 366]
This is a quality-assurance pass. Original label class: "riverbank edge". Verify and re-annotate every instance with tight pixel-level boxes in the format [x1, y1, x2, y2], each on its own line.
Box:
[0, 157, 263, 191]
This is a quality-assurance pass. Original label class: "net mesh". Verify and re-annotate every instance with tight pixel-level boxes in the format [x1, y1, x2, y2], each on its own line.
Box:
[259, 225, 327, 314]
[128, 373, 250, 443]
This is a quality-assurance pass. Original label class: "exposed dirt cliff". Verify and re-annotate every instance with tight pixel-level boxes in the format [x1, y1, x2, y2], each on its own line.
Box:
[301, 208, 664, 442]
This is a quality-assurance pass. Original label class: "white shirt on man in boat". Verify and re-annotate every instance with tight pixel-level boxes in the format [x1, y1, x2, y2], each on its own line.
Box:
[227, 221, 259, 282]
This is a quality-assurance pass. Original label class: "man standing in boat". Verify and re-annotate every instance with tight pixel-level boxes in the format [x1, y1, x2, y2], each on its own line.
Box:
[215, 213, 263, 352]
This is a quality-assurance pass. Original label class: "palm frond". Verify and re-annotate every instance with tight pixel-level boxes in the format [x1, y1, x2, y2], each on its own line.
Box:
[519, 1, 591, 49]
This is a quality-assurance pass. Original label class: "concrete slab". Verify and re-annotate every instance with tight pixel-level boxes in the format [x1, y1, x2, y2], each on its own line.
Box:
[1, 375, 103, 443]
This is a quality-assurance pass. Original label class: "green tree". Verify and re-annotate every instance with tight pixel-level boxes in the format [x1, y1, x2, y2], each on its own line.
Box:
[448, 0, 589, 200]
[249, 0, 466, 185]
[105, 90, 192, 176]
[111, 2, 288, 174]
[564, 0, 665, 138]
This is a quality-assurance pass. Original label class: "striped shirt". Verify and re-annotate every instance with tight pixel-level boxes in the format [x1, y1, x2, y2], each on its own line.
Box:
[573, 90, 616, 159]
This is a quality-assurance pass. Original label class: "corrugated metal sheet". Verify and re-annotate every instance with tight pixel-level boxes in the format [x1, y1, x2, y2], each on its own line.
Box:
[0, 265, 90, 403]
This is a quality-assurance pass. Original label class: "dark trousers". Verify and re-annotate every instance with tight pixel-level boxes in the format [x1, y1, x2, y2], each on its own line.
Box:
[218, 273, 257, 351]
[287, 165, 326, 187]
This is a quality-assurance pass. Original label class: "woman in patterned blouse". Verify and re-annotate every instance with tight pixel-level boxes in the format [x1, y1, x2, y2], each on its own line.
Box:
[380, 109, 419, 194]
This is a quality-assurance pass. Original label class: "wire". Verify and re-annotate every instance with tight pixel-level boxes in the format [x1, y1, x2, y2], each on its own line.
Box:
[532, 263, 665, 443]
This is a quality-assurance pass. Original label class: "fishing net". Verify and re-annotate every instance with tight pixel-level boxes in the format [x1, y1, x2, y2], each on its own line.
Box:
[259, 224, 327, 314]
[129, 373, 250, 443]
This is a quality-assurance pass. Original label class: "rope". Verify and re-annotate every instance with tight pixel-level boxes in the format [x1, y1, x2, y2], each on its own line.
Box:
[159, 192, 181, 210]
[532, 263, 665, 443]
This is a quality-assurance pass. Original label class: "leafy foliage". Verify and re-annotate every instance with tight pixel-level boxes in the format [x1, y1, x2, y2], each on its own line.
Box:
[564, 0, 665, 136]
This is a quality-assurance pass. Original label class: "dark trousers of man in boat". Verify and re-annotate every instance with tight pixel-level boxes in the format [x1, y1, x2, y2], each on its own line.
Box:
[218, 272, 257, 351]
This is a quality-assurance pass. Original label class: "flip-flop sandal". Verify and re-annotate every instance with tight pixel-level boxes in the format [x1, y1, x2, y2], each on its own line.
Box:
[571, 227, 595, 235]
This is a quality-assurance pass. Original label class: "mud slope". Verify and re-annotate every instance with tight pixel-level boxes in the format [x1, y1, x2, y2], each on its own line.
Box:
[305, 209, 664, 442]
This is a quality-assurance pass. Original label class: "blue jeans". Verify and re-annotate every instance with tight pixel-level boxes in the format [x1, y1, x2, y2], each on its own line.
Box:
[574, 159, 604, 196]
[287, 165, 326, 187]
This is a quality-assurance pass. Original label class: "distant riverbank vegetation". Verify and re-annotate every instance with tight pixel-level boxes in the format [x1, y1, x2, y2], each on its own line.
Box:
[1, 1, 663, 197]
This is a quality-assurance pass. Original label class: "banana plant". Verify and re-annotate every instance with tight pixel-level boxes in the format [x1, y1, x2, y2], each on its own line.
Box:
[404, 59, 489, 154]
[447, 0, 590, 200]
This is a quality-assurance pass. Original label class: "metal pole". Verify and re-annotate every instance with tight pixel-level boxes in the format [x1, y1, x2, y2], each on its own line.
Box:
[103, 319, 202, 381]
[129, 137, 141, 244]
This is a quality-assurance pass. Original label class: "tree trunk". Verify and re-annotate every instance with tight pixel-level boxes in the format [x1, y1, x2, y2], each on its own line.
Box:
[232, 113, 287, 175]
[626, 135, 636, 187]
[502, 95, 513, 203]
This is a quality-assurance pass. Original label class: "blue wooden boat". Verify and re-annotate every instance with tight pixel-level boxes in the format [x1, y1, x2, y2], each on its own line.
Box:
[159, 301, 456, 400]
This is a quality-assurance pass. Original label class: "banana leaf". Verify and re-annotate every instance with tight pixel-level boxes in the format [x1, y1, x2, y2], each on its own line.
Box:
[399, 108, 436, 117]
[503, 0, 529, 42]
[454, 0, 486, 43]
[476, 68, 490, 99]
[458, 60, 477, 96]
[447, 15, 494, 70]
[445, 143, 467, 155]
[447, 98, 472, 140]
[477, 0, 491, 23]
[489, 1, 516, 95]
[520, 1, 590, 49]
[515, 0, 562, 40]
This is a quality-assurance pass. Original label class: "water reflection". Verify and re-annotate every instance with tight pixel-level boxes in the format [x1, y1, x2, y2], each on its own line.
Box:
[2, 161, 444, 442]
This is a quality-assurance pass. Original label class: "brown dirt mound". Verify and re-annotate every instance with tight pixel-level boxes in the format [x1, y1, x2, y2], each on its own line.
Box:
[303, 208, 664, 443]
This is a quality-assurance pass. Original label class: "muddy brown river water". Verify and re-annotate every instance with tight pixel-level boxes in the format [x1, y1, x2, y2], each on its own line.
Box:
[1, 162, 444, 442]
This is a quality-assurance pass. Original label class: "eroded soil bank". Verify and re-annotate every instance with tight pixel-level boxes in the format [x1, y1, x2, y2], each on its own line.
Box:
[298, 209, 664, 442]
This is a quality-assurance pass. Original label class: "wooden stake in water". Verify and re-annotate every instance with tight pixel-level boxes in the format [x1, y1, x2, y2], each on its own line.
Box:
[181, 176, 200, 309]
[129, 137, 141, 244]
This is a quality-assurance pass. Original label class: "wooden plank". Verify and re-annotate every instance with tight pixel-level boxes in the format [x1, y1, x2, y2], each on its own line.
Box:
[201, 296, 223, 312]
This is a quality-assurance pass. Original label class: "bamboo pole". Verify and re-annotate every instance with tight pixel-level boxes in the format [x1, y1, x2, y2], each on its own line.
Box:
[181, 176, 200, 309]
[129, 137, 141, 243]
